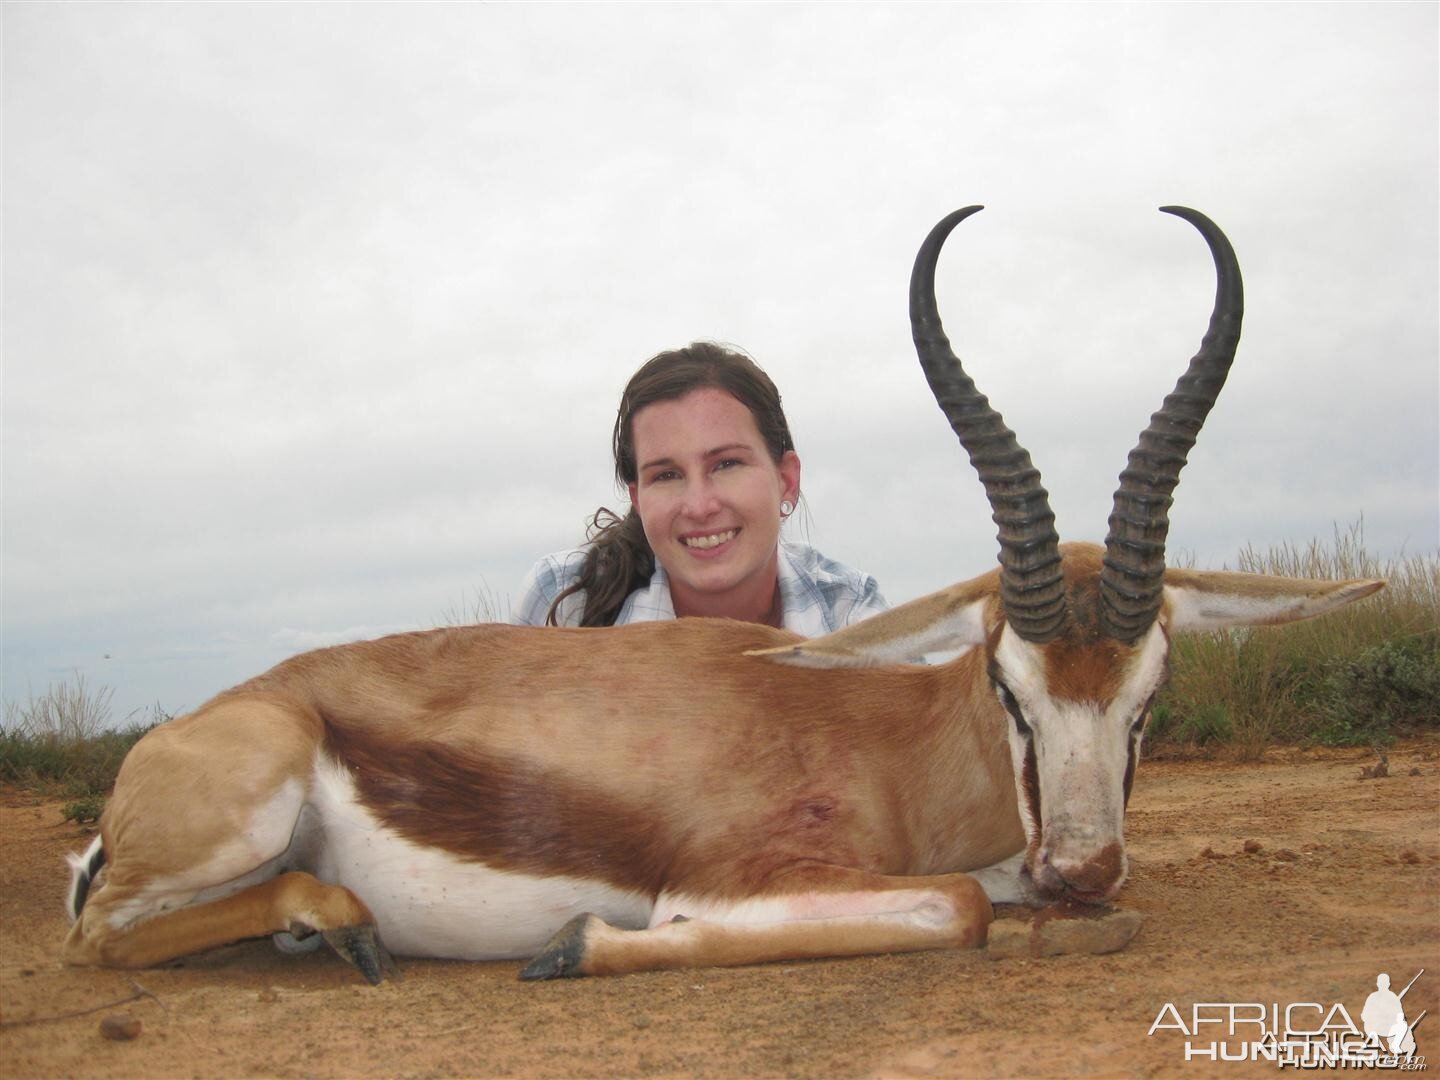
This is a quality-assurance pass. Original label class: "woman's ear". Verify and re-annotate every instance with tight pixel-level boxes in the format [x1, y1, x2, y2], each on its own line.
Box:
[779, 450, 801, 506]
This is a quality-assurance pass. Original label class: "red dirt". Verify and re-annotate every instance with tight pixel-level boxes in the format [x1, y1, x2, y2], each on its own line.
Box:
[3, 741, 1437, 1078]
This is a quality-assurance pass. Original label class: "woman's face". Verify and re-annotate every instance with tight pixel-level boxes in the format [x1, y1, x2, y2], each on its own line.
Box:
[627, 387, 800, 621]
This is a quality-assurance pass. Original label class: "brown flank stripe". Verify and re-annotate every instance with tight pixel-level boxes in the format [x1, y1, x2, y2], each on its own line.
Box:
[321, 716, 676, 897]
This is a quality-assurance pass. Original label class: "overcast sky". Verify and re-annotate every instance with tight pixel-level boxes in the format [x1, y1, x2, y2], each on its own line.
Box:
[4, 2, 1436, 725]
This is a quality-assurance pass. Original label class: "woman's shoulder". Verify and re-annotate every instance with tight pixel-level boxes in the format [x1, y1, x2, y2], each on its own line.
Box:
[781, 540, 882, 592]
[778, 540, 888, 632]
[511, 547, 591, 626]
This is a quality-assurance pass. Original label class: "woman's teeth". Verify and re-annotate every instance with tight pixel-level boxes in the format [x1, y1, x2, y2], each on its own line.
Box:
[683, 529, 738, 550]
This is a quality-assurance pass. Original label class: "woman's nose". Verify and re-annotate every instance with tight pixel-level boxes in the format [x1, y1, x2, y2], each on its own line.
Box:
[680, 477, 722, 519]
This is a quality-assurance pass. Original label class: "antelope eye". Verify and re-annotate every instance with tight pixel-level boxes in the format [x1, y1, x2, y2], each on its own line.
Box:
[996, 682, 1032, 738]
[1131, 695, 1156, 737]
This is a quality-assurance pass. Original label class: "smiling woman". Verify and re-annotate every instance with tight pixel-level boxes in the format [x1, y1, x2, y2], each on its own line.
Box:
[511, 342, 888, 632]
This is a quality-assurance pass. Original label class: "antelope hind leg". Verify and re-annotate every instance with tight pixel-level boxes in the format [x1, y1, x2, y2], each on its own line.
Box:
[520, 867, 992, 980]
[63, 696, 395, 983]
[64, 870, 395, 984]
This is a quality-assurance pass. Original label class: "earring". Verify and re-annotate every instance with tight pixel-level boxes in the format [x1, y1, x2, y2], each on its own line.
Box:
[780, 499, 795, 517]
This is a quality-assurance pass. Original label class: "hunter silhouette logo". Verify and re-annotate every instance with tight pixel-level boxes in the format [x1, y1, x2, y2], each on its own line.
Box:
[1148, 968, 1427, 1068]
[1363, 971, 1425, 1062]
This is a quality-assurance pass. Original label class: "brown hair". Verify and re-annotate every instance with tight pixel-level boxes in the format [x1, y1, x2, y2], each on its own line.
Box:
[547, 342, 796, 627]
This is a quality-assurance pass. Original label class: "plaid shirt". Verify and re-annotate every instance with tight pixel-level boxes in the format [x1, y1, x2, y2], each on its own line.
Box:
[510, 540, 888, 635]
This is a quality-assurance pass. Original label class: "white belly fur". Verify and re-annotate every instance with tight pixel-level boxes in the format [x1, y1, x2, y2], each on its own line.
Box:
[309, 757, 652, 960]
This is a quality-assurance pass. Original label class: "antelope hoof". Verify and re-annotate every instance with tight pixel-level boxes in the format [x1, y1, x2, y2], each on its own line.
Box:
[322, 924, 399, 985]
[520, 914, 594, 981]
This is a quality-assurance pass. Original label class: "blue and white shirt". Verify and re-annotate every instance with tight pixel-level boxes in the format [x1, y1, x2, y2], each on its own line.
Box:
[511, 540, 888, 635]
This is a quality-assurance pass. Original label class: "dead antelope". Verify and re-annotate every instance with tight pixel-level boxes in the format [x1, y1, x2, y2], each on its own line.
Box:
[64, 207, 1382, 983]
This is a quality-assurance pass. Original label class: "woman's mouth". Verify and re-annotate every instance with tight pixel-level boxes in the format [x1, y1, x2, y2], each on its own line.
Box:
[682, 528, 739, 551]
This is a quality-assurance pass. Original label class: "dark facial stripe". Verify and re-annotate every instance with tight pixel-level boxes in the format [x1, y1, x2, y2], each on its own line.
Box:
[1021, 738, 1042, 845]
[1123, 696, 1154, 810]
[1122, 737, 1137, 809]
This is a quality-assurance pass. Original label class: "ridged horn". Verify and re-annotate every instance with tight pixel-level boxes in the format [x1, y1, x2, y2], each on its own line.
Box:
[1100, 206, 1244, 642]
[910, 206, 1066, 643]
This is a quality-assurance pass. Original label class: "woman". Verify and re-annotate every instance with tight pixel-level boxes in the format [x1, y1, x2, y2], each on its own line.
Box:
[512, 342, 886, 633]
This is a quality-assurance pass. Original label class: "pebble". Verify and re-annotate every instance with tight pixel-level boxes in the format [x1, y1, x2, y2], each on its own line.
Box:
[1242, 839, 1263, 854]
[100, 1014, 142, 1041]
[988, 907, 1143, 959]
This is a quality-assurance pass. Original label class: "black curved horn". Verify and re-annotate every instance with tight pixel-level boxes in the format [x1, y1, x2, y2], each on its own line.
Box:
[910, 206, 1067, 643]
[1100, 207, 1245, 642]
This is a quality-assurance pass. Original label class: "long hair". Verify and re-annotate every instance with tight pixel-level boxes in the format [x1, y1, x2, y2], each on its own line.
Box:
[547, 342, 796, 626]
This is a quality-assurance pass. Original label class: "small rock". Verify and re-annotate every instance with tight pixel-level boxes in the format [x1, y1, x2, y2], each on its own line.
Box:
[1201, 846, 1226, 860]
[100, 1014, 142, 1041]
[1242, 839, 1263, 854]
[1399, 850, 1421, 865]
[1410, 767, 1423, 776]
[1272, 849, 1299, 862]
[988, 907, 1143, 959]
[257, 987, 279, 1003]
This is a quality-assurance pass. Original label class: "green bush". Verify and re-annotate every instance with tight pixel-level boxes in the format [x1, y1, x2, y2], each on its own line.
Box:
[1, 674, 164, 799]
[1305, 634, 1440, 746]
[1152, 523, 1438, 754]
[62, 795, 105, 825]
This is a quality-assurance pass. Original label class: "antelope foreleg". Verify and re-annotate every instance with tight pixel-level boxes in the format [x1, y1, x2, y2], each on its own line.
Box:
[520, 869, 991, 980]
[64, 871, 395, 984]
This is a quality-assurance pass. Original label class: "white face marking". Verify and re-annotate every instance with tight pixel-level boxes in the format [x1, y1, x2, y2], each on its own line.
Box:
[991, 622, 1169, 900]
[310, 761, 651, 959]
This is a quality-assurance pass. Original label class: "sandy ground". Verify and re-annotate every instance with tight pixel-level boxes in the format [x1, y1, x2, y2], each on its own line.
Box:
[2, 740, 1437, 1079]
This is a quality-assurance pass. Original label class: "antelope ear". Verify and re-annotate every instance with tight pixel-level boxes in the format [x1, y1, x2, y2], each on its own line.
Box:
[746, 577, 996, 668]
[1162, 569, 1385, 633]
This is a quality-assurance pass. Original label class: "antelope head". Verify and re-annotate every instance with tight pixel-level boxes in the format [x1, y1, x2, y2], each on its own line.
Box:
[757, 206, 1382, 904]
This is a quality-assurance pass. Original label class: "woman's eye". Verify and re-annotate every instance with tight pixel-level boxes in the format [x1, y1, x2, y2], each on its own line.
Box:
[714, 458, 743, 472]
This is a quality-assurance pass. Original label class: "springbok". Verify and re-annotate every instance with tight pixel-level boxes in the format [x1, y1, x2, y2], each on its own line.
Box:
[64, 207, 1382, 984]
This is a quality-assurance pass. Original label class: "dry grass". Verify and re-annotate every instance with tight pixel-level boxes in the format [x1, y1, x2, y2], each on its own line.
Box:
[1152, 523, 1439, 756]
[0, 673, 162, 807]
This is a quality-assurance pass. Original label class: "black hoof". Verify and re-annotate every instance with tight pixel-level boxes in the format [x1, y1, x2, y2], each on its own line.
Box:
[322, 924, 400, 985]
[520, 914, 593, 981]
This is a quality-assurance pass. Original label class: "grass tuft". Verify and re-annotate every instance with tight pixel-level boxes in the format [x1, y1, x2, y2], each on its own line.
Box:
[1, 673, 166, 801]
[1153, 523, 1438, 756]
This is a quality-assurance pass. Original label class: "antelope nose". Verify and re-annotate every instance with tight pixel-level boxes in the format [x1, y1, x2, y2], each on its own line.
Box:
[1039, 842, 1126, 903]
